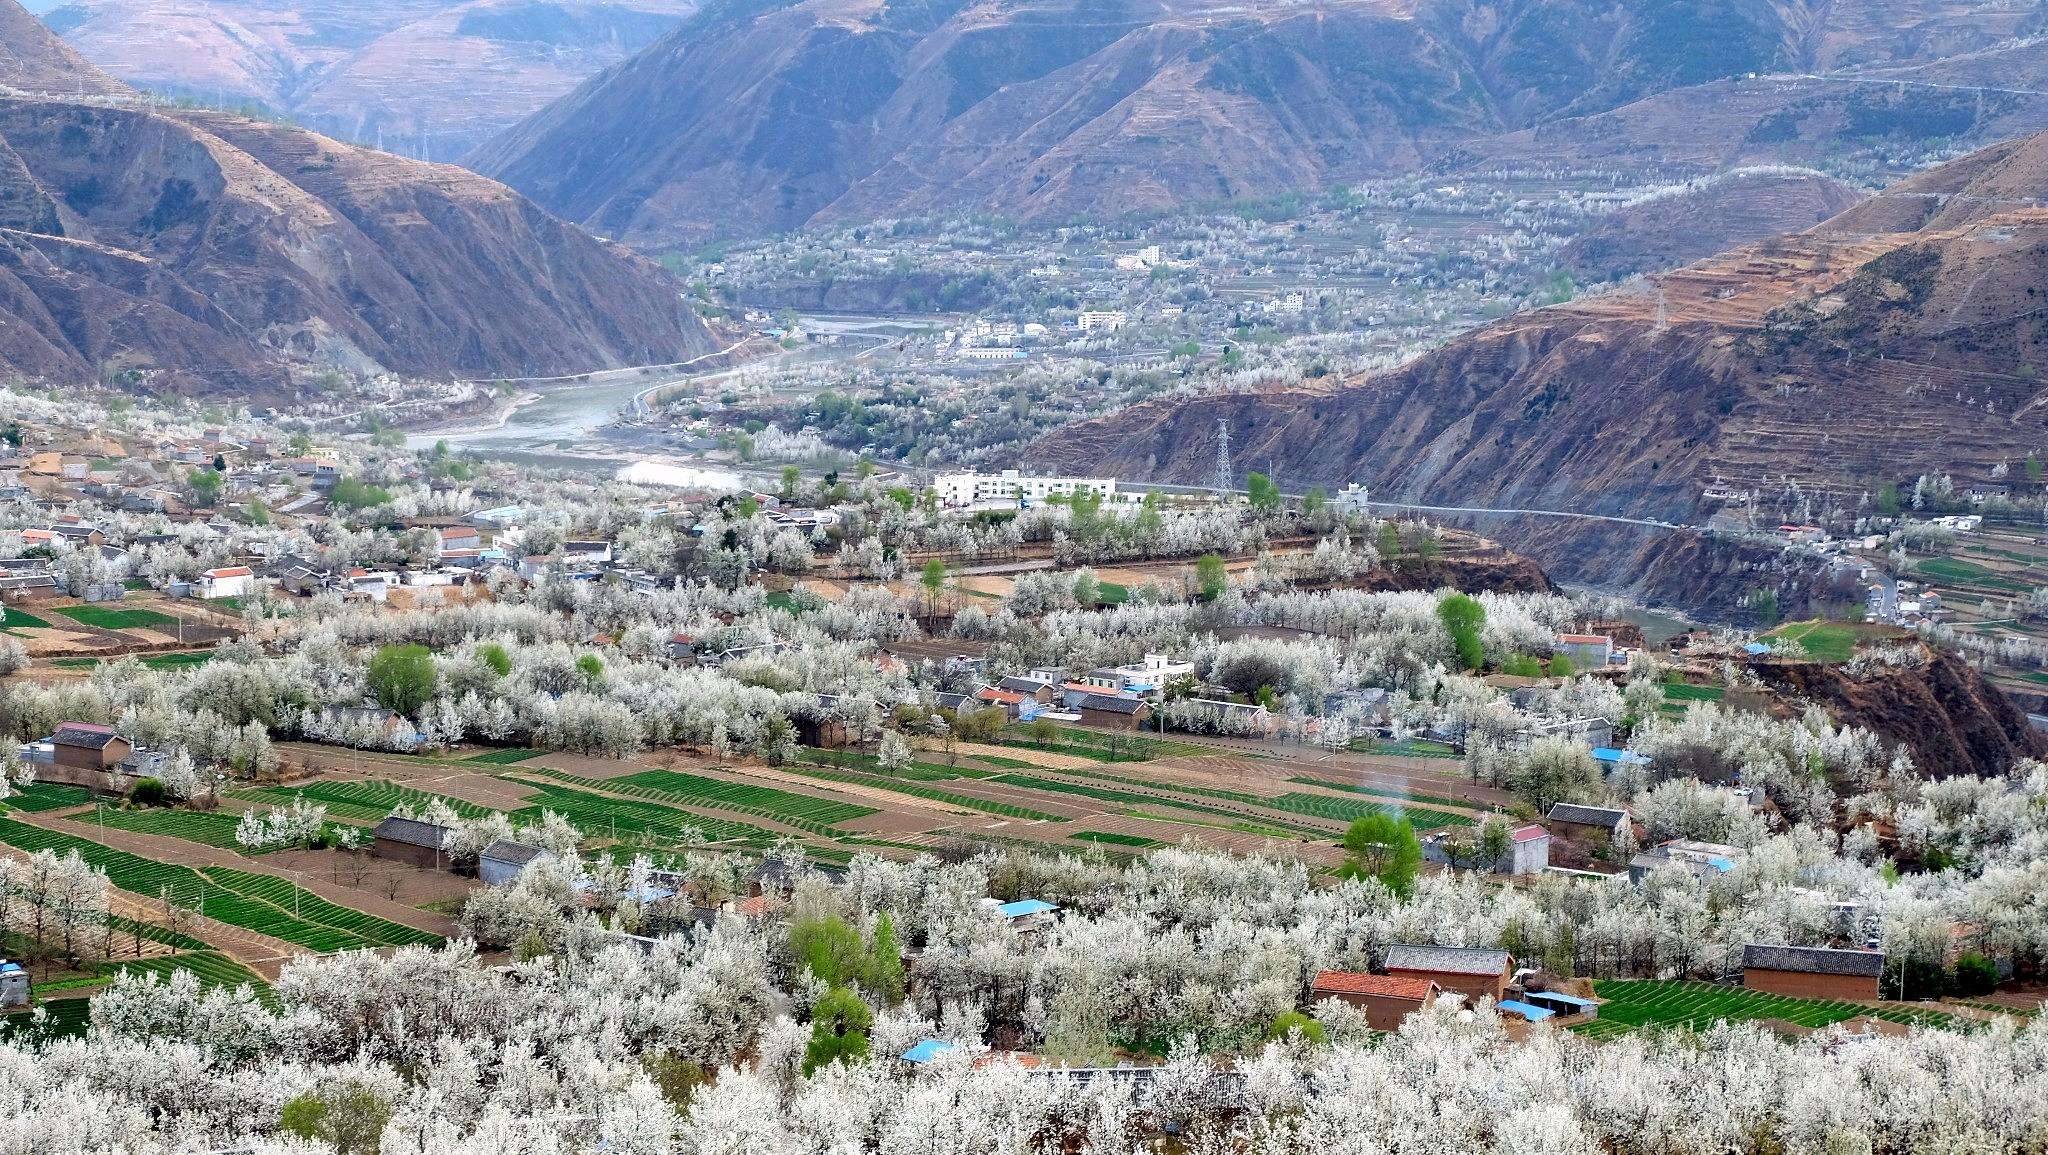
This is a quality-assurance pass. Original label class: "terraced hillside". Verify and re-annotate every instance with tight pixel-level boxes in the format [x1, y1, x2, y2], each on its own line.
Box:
[1037, 128, 2048, 601]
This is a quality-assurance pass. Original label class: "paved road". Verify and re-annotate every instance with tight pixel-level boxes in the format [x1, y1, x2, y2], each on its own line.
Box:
[1125, 481, 1698, 533]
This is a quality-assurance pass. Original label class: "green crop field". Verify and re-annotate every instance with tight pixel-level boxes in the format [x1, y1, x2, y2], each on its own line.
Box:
[83, 808, 259, 850]
[465, 748, 544, 765]
[1285, 776, 1473, 812]
[105, 950, 268, 995]
[1572, 980, 1955, 1040]
[508, 781, 775, 848]
[1260, 791, 1475, 828]
[54, 605, 178, 630]
[800, 748, 996, 780]
[234, 780, 496, 824]
[1661, 682, 1726, 703]
[1, 607, 48, 631]
[985, 773, 1322, 835]
[0, 817, 438, 953]
[609, 768, 879, 827]
[1070, 831, 1159, 848]
[1764, 619, 1894, 663]
[3, 783, 94, 813]
[1352, 738, 1462, 759]
[784, 766, 1067, 822]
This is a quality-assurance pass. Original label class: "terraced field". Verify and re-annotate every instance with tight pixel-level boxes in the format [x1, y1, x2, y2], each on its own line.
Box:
[54, 605, 177, 630]
[234, 780, 497, 824]
[508, 780, 778, 847]
[3, 783, 94, 813]
[1573, 980, 1955, 1039]
[608, 769, 879, 827]
[0, 818, 439, 953]
[784, 766, 1066, 822]
[83, 808, 260, 851]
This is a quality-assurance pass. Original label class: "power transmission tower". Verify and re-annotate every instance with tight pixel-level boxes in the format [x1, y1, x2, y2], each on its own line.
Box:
[1213, 418, 1232, 493]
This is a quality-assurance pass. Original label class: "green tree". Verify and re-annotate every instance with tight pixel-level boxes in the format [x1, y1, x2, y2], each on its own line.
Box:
[243, 498, 270, 526]
[789, 914, 866, 987]
[1070, 570, 1099, 608]
[1267, 1010, 1326, 1045]
[366, 644, 435, 716]
[1338, 813, 1421, 897]
[803, 987, 873, 1074]
[2027, 457, 2045, 486]
[1477, 816, 1514, 871]
[286, 431, 312, 456]
[1874, 483, 1902, 516]
[1302, 487, 1328, 519]
[185, 468, 222, 507]
[1378, 521, 1402, 561]
[920, 558, 948, 618]
[1437, 593, 1486, 670]
[1195, 553, 1228, 602]
[476, 643, 512, 678]
[864, 913, 905, 1003]
[780, 465, 801, 498]
[1546, 653, 1575, 677]
[330, 477, 392, 511]
[576, 653, 605, 686]
[1500, 654, 1543, 677]
[279, 1082, 392, 1155]
[1245, 472, 1281, 513]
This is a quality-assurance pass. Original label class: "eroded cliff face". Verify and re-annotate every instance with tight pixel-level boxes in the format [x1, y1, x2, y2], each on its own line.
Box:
[1748, 647, 2048, 779]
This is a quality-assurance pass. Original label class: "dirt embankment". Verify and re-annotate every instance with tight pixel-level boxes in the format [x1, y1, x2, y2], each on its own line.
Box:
[1748, 647, 2048, 779]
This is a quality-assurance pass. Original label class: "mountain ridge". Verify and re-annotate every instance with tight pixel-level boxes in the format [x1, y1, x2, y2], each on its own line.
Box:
[0, 0, 716, 395]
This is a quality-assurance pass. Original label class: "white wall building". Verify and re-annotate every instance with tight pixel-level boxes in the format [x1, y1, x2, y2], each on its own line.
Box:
[1077, 310, 1127, 334]
[935, 469, 1120, 508]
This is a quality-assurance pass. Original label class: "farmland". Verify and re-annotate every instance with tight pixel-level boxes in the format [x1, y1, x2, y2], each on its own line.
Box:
[1763, 619, 1893, 663]
[0, 817, 439, 953]
[53, 605, 179, 630]
[80, 807, 262, 851]
[1573, 980, 1957, 1039]
[233, 779, 496, 823]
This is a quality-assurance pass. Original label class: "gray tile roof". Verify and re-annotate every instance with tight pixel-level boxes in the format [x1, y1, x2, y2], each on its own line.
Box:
[1742, 943, 1885, 977]
[482, 840, 546, 866]
[1076, 693, 1144, 714]
[1548, 803, 1629, 829]
[1383, 944, 1514, 977]
[372, 816, 452, 850]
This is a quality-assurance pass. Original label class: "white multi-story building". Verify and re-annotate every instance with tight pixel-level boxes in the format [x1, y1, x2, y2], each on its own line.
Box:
[935, 469, 1120, 508]
[1077, 310, 1127, 334]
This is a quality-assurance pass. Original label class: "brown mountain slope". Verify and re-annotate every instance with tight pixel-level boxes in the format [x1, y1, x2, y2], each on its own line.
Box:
[474, 0, 2048, 249]
[0, 0, 714, 394]
[0, 0, 123, 95]
[1563, 168, 1867, 281]
[1035, 131, 2048, 584]
[44, 0, 697, 160]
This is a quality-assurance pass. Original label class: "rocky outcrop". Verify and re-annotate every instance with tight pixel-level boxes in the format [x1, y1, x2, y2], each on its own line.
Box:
[0, 0, 716, 395]
[1747, 648, 2048, 779]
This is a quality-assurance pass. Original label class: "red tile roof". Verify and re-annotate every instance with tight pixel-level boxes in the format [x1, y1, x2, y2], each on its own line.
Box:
[1311, 971, 1437, 1001]
[1511, 824, 1548, 843]
[1557, 633, 1611, 645]
[202, 566, 253, 578]
[978, 688, 1025, 705]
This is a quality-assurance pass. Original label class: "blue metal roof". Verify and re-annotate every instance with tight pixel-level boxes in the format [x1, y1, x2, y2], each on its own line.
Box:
[1524, 991, 1598, 1008]
[1497, 1000, 1556, 1022]
[902, 1039, 956, 1064]
[997, 899, 1057, 919]
[1744, 642, 1772, 655]
[1591, 748, 1650, 764]
[1706, 856, 1736, 872]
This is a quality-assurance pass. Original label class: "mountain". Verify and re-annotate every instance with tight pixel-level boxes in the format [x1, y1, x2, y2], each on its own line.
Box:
[1561, 168, 1867, 282]
[0, 0, 715, 395]
[43, 0, 697, 160]
[473, 0, 2048, 249]
[1033, 129, 2048, 600]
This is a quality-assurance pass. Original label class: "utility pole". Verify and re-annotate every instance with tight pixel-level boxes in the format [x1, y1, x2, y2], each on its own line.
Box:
[1213, 418, 1232, 494]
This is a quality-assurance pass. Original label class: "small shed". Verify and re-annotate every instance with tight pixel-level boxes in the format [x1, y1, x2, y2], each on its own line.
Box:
[1520, 990, 1600, 1019]
[1497, 999, 1556, 1023]
[1383, 944, 1516, 1005]
[902, 1039, 957, 1065]
[1547, 803, 1632, 845]
[1310, 970, 1439, 1031]
[0, 960, 27, 1007]
[479, 840, 546, 886]
[370, 816, 453, 869]
[1741, 943, 1886, 1000]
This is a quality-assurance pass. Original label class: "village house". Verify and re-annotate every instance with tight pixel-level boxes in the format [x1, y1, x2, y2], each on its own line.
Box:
[1381, 944, 1515, 1005]
[197, 566, 255, 600]
[369, 816, 453, 869]
[1547, 803, 1633, 846]
[480, 840, 548, 886]
[1310, 970, 1439, 1031]
[1071, 692, 1153, 731]
[1741, 943, 1886, 1000]
[18, 723, 166, 794]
